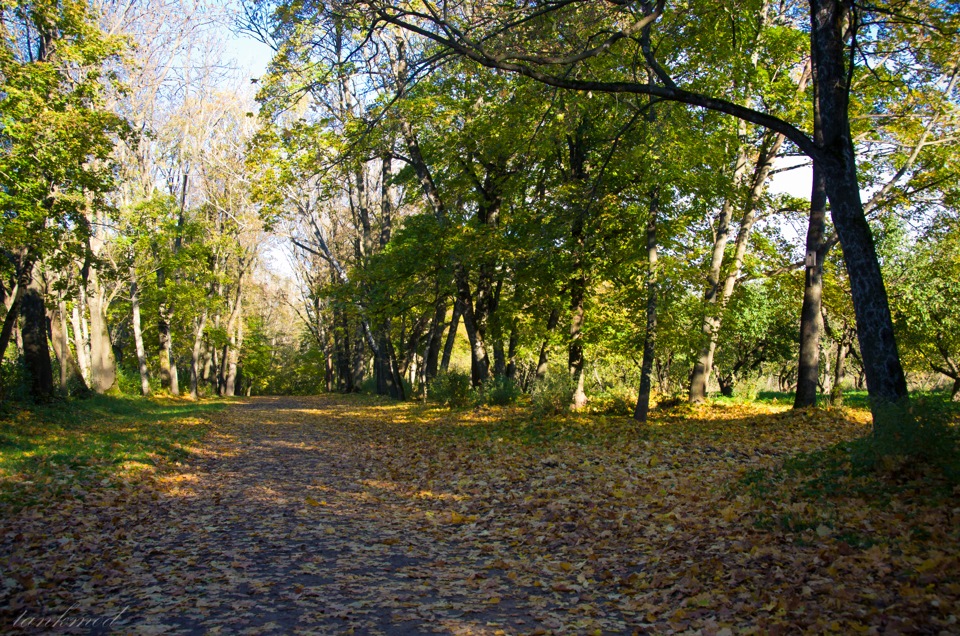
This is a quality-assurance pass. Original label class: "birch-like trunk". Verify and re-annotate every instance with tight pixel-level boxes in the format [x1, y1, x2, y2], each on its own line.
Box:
[129, 265, 151, 396]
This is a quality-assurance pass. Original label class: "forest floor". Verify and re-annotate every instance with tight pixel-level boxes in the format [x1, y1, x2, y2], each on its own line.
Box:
[1, 394, 958, 635]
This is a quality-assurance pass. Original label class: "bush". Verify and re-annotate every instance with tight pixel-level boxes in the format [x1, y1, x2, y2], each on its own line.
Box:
[477, 375, 522, 406]
[429, 370, 475, 408]
[531, 373, 576, 416]
[590, 388, 638, 416]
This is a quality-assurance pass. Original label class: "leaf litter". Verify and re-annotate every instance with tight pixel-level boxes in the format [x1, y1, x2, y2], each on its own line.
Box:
[1, 395, 958, 634]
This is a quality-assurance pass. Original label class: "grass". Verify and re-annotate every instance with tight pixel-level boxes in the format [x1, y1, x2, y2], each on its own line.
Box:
[0, 395, 225, 510]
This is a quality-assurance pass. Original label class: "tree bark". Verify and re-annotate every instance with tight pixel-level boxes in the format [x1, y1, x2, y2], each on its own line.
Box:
[794, 164, 828, 408]
[21, 269, 54, 401]
[86, 264, 118, 393]
[635, 189, 660, 422]
[424, 298, 446, 385]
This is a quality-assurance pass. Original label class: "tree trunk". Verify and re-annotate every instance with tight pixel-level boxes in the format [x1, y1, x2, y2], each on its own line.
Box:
[49, 296, 87, 395]
[189, 309, 208, 399]
[689, 144, 751, 403]
[831, 337, 850, 405]
[224, 288, 244, 397]
[424, 299, 446, 385]
[536, 308, 560, 380]
[130, 265, 151, 396]
[810, 0, 908, 427]
[455, 270, 490, 386]
[440, 300, 461, 373]
[70, 303, 90, 381]
[505, 325, 518, 380]
[635, 189, 659, 422]
[158, 300, 179, 396]
[569, 274, 587, 409]
[86, 265, 118, 393]
[21, 269, 54, 402]
[794, 70, 829, 409]
[0, 255, 33, 366]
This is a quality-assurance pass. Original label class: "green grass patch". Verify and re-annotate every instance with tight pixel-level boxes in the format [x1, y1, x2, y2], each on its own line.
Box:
[0, 395, 224, 510]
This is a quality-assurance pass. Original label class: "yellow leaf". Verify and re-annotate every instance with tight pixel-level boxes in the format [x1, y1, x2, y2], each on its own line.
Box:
[305, 497, 320, 507]
[487, 596, 501, 604]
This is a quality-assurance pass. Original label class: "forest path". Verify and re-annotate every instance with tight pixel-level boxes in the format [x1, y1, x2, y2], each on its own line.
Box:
[4, 394, 952, 635]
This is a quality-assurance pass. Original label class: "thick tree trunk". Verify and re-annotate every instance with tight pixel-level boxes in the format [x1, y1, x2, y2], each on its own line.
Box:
[635, 190, 659, 422]
[811, 0, 908, 427]
[130, 266, 151, 396]
[86, 266, 117, 393]
[21, 270, 54, 401]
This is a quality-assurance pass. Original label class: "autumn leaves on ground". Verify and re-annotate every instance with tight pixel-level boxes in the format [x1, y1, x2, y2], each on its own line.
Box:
[1, 396, 958, 635]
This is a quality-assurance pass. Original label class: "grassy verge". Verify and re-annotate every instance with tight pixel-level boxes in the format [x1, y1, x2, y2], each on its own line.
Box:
[0, 395, 225, 510]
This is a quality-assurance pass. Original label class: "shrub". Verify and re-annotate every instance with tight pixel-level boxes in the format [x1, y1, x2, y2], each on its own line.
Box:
[590, 388, 638, 416]
[478, 375, 522, 406]
[531, 373, 576, 416]
[429, 370, 474, 408]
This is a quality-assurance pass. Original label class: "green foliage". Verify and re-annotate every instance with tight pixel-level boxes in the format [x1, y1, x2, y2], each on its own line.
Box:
[589, 388, 638, 416]
[476, 375, 522, 407]
[0, 0, 128, 266]
[429, 370, 475, 408]
[530, 373, 576, 417]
